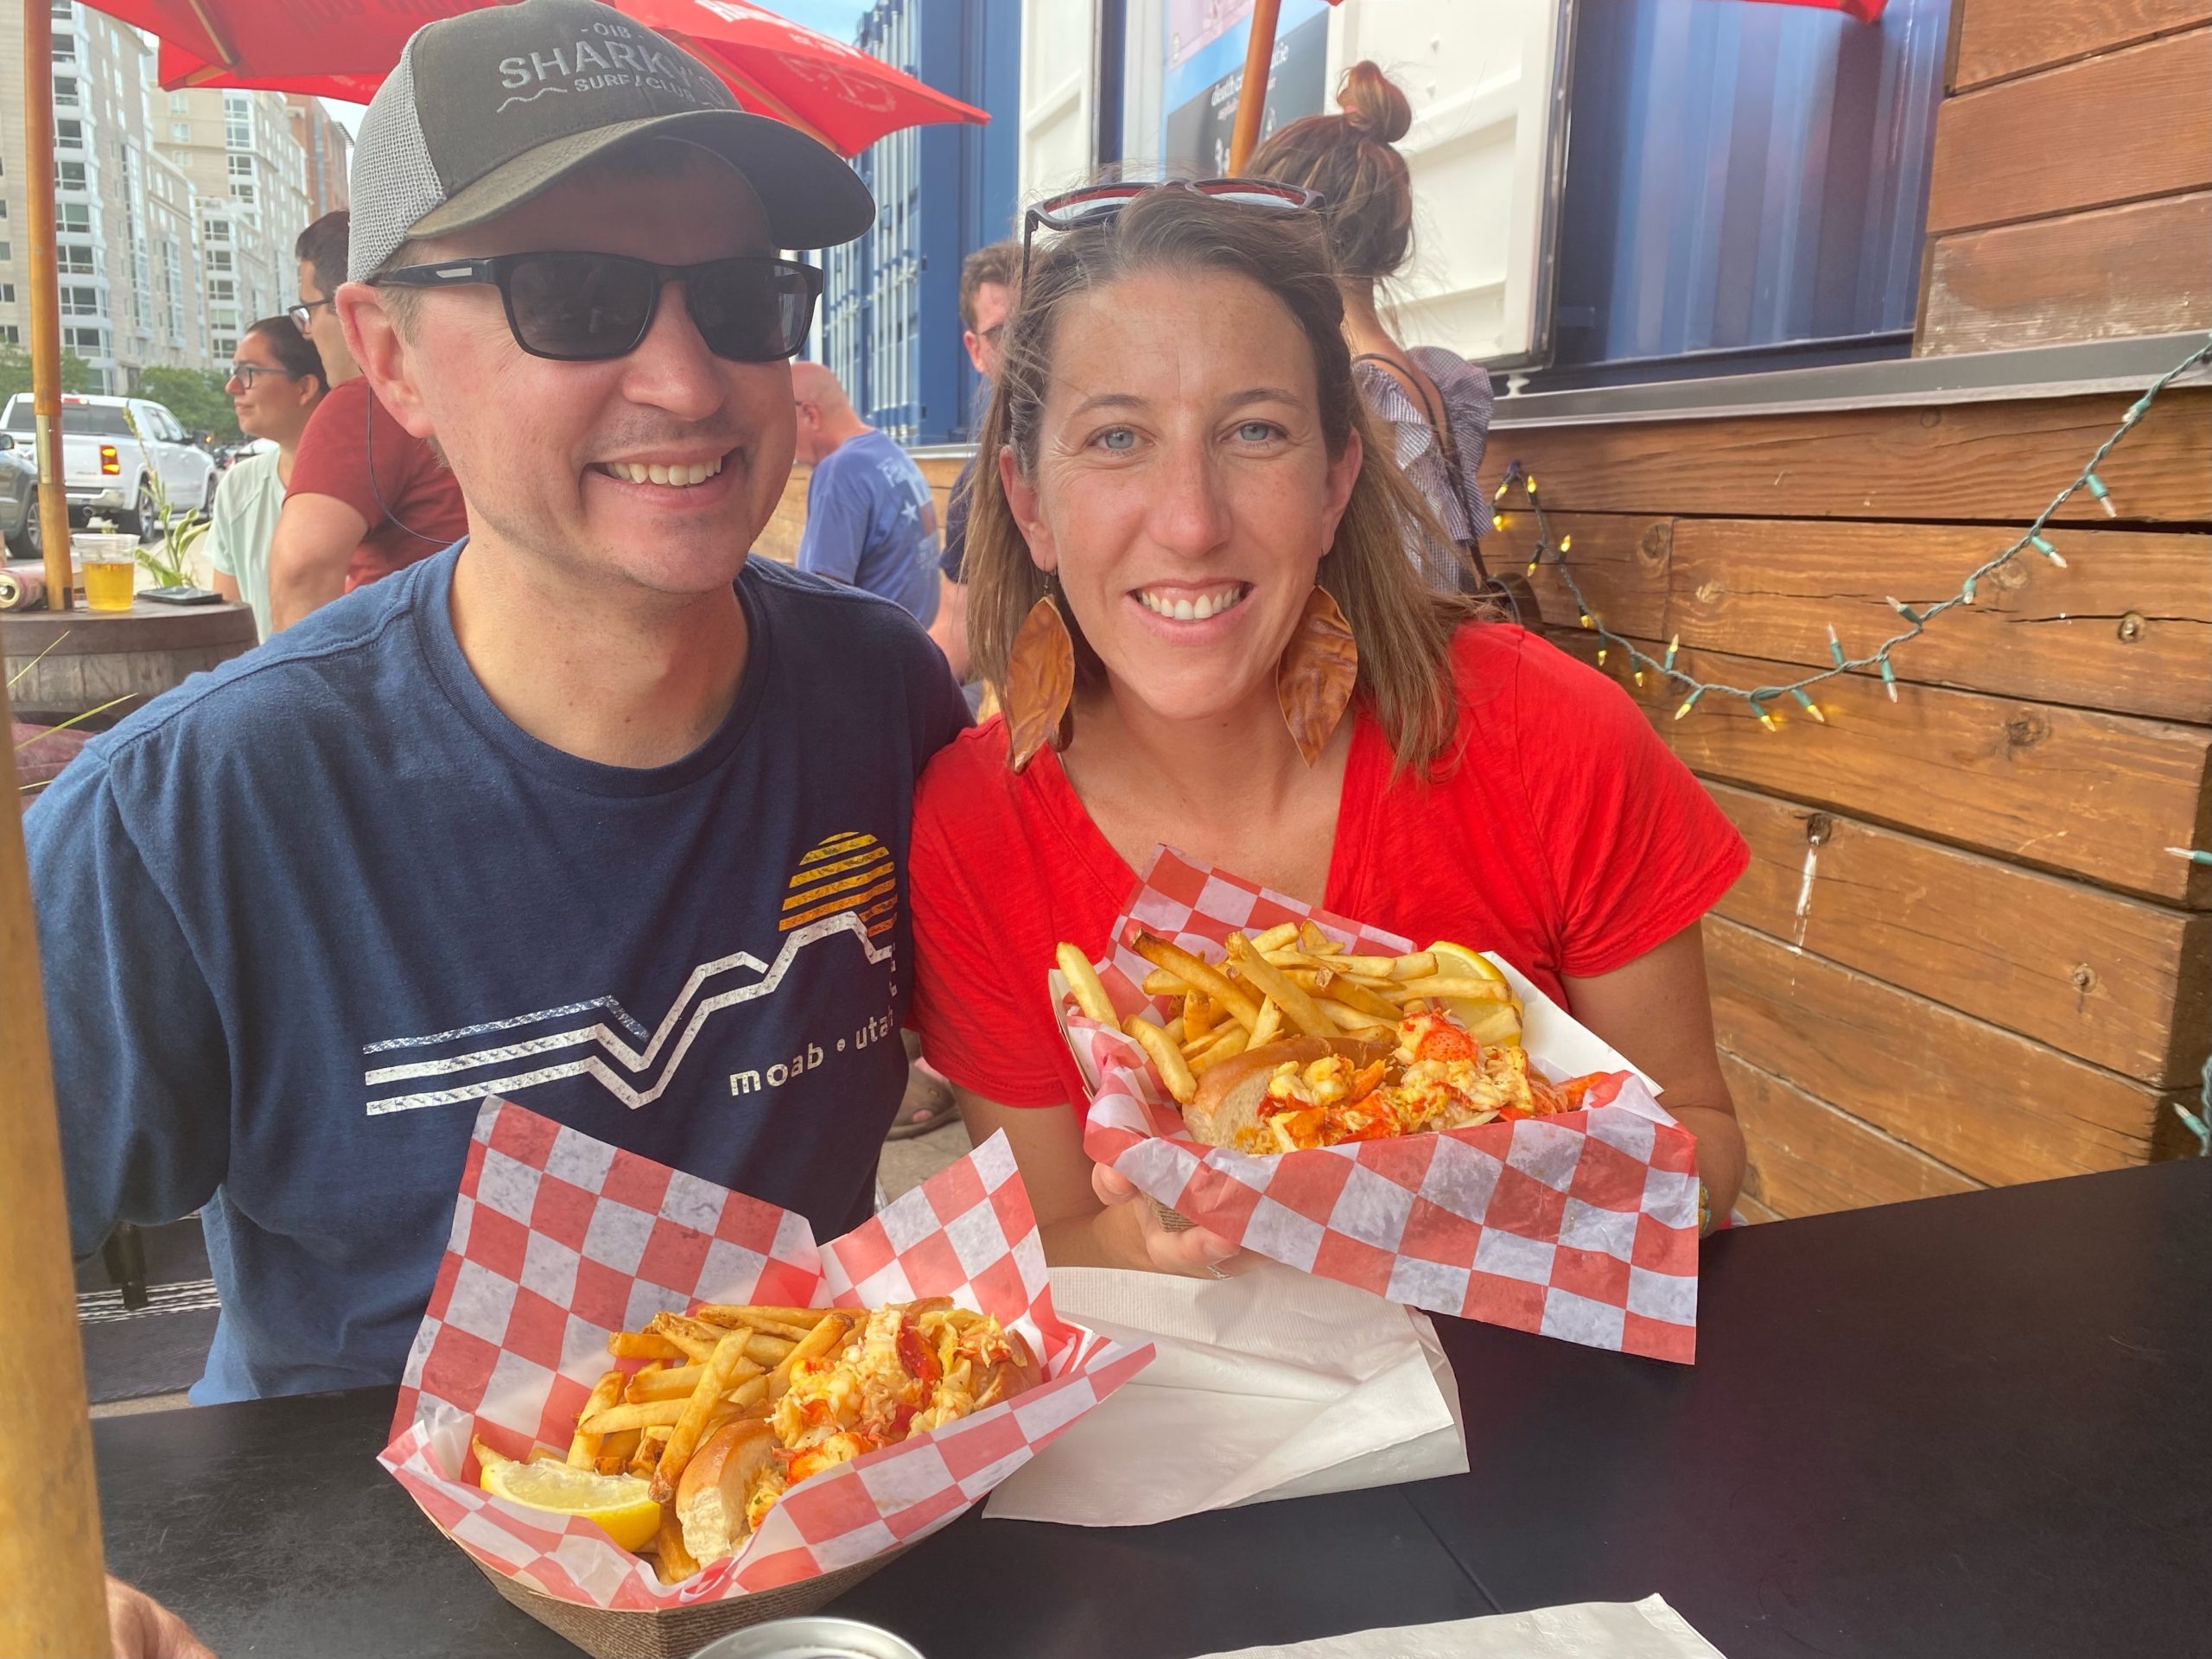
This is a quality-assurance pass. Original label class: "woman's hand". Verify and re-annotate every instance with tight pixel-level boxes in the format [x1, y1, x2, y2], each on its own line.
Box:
[1090, 1162, 1245, 1278]
[952, 1084, 1245, 1277]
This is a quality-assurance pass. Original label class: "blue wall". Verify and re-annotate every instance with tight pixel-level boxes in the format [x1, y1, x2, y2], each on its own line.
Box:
[822, 0, 1021, 445]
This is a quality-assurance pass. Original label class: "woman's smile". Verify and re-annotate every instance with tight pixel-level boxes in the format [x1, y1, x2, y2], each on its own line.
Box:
[1130, 581, 1254, 626]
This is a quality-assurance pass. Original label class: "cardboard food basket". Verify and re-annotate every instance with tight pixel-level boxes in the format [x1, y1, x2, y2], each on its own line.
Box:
[1059, 849, 1704, 1365]
[380, 1099, 1152, 1658]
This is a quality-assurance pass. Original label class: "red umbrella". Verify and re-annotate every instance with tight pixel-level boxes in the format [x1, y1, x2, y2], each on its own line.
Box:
[129, 0, 985, 157]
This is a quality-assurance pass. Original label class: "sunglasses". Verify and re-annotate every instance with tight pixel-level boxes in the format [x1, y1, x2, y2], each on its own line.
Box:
[1020, 179, 1325, 279]
[369, 252, 823, 364]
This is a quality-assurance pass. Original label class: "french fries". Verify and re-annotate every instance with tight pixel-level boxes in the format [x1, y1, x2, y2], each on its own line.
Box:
[649, 1326, 754, 1503]
[769, 1313, 852, 1402]
[567, 1370, 626, 1468]
[1131, 931, 1262, 1029]
[1057, 941, 1119, 1023]
[1125, 1014, 1198, 1104]
[1053, 932, 1528, 1109]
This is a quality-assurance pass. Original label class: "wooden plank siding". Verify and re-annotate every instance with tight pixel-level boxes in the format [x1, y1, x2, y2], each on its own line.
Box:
[1952, 0, 2212, 91]
[1921, 6, 2212, 356]
[1481, 391, 2212, 524]
[1486, 370, 2212, 1218]
[1924, 27, 2212, 236]
[1921, 191, 2212, 356]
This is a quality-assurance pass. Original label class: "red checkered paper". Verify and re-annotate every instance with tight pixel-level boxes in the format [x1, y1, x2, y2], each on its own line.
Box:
[1070, 849, 1701, 1363]
[379, 1099, 1152, 1610]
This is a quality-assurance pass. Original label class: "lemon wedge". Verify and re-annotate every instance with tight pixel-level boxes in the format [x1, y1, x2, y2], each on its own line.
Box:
[1425, 941, 1524, 1048]
[475, 1438, 661, 1551]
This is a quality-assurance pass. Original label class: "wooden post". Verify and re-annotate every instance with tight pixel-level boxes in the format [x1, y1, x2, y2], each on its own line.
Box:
[0, 690, 108, 1644]
[1226, 0, 1285, 173]
[23, 0, 75, 610]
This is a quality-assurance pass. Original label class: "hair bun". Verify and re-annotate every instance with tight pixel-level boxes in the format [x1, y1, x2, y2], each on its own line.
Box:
[1336, 61, 1412, 145]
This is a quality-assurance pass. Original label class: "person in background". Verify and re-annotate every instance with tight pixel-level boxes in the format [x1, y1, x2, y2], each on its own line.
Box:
[1249, 63, 1501, 600]
[207, 316, 327, 640]
[266, 210, 468, 631]
[791, 359, 940, 625]
[929, 239, 1018, 685]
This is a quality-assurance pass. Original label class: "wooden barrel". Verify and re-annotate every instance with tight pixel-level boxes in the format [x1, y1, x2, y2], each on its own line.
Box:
[1, 598, 257, 729]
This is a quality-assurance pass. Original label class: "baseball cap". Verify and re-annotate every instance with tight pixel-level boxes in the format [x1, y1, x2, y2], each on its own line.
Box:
[346, 0, 875, 283]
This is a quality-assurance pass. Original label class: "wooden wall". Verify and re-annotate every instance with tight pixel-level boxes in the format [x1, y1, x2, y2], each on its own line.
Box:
[1918, 1, 2212, 354]
[1481, 386, 2212, 1222]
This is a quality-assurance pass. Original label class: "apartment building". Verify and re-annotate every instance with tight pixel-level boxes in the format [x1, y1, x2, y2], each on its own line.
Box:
[285, 95, 353, 221]
[0, 1, 319, 387]
[156, 85, 312, 362]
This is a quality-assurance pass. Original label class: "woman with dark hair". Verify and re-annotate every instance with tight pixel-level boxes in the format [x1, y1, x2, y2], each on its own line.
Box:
[1250, 63, 1497, 597]
[209, 315, 327, 639]
[906, 182, 1748, 1277]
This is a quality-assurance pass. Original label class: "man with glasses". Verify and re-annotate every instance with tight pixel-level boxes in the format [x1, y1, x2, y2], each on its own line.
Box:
[266, 209, 467, 629]
[27, 0, 966, 1410]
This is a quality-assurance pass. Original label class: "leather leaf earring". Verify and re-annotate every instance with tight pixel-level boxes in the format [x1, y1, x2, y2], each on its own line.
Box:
[1003, 591, 1077, 772]
[1276, 586, 1359, 766]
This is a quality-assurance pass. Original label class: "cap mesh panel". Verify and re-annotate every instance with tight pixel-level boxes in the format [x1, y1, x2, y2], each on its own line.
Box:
[347, 50, 448, 283]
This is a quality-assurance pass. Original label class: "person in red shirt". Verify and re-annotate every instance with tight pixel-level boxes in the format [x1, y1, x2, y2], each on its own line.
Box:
[268, 211, 469, 630]
[907, 182, 1749, 1278]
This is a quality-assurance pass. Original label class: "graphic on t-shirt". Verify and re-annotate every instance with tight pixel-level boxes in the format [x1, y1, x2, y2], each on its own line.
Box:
[360, 830, 898, 1116]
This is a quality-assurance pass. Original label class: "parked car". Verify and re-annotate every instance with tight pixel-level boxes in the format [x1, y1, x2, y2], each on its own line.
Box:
[0, 433, 39, 559]
[0, 393, 218, 537]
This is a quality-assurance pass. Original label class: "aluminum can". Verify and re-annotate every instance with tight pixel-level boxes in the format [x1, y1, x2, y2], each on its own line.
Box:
[689, 1615, 926, 1659]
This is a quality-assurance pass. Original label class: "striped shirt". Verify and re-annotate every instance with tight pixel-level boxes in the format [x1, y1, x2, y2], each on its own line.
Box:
[1354, 347, 1496, 591]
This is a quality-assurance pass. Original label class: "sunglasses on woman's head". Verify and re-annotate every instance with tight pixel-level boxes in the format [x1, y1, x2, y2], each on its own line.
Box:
[368, 252, 824, 364]
[1020, 179, 1325, 281]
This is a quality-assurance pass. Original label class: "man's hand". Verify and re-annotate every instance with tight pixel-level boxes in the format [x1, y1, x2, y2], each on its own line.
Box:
[106, 1575, 214, 1659]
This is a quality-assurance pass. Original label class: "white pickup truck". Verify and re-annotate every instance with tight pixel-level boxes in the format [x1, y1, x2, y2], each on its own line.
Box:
[0, 392, 218, 537]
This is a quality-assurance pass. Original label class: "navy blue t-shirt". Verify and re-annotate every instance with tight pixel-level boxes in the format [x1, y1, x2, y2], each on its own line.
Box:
[798, 429, 940, 625]
[28, 549, 968, 1403]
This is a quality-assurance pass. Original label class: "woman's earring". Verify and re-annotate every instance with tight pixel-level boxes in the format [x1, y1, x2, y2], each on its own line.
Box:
[1003, 591, 1077, 772]
[1276, 586, 1359, 767]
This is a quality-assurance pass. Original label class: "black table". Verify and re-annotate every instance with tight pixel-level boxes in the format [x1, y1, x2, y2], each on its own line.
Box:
[97, 1160, 2210, 1658]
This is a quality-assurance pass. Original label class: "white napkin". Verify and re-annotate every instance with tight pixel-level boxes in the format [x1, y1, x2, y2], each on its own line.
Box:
[1188, 1595, 1727, 1658]
[983, 1260, 1465, 1525]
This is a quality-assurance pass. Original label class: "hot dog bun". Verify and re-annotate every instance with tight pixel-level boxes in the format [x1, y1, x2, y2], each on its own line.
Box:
[675, 1419, 778, 1563]
[1183, 1036, 1394, 1147]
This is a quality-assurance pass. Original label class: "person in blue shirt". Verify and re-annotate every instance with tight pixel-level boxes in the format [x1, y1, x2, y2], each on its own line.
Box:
[791, 359, 942, 626]
[25, 0, 966, 1410]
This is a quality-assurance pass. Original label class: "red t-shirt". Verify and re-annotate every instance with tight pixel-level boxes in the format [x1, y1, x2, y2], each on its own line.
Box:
[286, 378, 469, 591]
[908, 623, 1749, 1111]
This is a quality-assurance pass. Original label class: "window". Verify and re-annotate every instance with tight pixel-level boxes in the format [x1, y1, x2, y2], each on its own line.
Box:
[1542, 0, 1948, 384]
[59, 243, 94, 274]
[168, 92, 188, 113]
[169, 121, 190, 143]
[59, 203, 90, 233]
[205, 218, 229, 242]
[212, 335, 236, 357]
[0, 243, 10, 261]
[0, 284, 13, 304]
[65, 327, 107, 353]
[58, 162, 87, 191]
[52, 33, 75, 62]
[227, 154, 254, 178]
[61, 284, 100, 317]
[230, 182, 254, 202]
[0, 327, 17, 346]
[57, 118, 83, 147]
[54, 76, 77, 107]
[208, 249, 231, 271]
[209, 278, 234, 302]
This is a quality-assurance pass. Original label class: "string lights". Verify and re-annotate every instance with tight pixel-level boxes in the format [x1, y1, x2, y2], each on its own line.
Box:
[1495, 333, 2212, 735]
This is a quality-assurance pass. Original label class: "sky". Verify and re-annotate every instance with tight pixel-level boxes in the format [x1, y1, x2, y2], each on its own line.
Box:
[318, 1, 874, 133]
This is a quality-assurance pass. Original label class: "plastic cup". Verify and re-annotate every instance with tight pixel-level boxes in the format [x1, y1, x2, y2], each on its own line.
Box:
[73, 532, 139, 613]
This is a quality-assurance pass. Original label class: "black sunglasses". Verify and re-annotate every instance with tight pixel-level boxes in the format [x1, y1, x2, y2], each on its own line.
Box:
[370, 252, 823, 364]
[1020, 179, 1325, 279]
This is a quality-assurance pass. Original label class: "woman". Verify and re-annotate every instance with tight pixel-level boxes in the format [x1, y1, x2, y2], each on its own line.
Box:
[208, 315, 327, 640]
[1249, 64, 1498, 599]
[906, 183, 1748, 1277]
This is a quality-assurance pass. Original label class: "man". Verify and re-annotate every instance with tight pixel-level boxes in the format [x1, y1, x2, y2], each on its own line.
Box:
[28, 0, 965, 1408]
[265, 209, 468, 630]
[791, 360, 939, 625]
[928, 240, 1017, 684]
